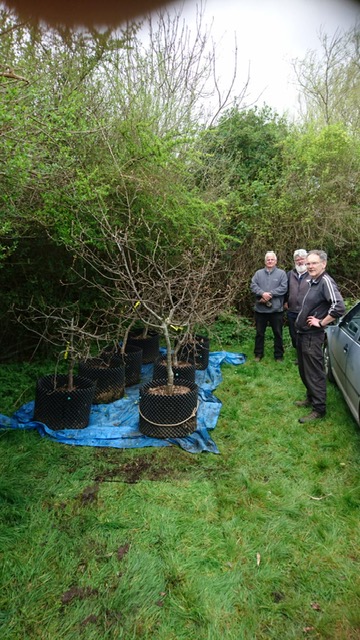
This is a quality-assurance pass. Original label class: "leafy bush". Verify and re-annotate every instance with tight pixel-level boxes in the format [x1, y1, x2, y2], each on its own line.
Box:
[210, 311, 254, 346]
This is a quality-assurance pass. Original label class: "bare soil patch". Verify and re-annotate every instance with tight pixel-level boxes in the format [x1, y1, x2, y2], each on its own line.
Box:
[93, 449, 198, 483]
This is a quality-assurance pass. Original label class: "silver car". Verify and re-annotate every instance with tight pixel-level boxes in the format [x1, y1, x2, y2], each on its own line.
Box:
[324, 300, 360, 425]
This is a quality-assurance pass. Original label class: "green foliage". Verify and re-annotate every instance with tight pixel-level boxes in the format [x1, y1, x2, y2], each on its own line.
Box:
[275, 123, 360, 279]
[194, 104, 360, 312]
[210, 310, 254, 347]
[195, 106, 290, 249]
[196, 106, 289, 226]
[0, 8, 360, 346]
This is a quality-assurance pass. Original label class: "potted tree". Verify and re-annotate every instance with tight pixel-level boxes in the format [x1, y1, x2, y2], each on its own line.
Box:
[74, 206, 236, 439]
[16, 304, 124, 428]
[99, 316, 144, 387]
[31, 314, 97, 430]
[77, 353, 125, 404]
[177, 332, 210, 370]
[138, 320, 199, 439]
[153, 338, 196, 384]
[127, 323, 160, 364]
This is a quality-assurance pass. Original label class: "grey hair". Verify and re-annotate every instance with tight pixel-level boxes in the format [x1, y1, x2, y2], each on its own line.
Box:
[307, 249, 327, 262]
[293, 249, 307, 259]
[265, 251, 277, 260]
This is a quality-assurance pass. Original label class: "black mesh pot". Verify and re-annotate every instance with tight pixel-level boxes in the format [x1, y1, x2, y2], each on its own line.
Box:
[78, 357, 125, 404]
[100, 344, 120, 364]
[101, 344, 143, 386]
[127, 331, 160, 364]
[122, 344, 143, 386]
[139, 378, 198, 439]
[153, 356, 196, 383]
[34, 374, 96, 430]
[178, 335, 210, 370]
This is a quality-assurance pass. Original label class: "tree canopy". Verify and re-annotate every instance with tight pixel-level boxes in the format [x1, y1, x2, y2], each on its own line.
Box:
[1, 9, 359, 359]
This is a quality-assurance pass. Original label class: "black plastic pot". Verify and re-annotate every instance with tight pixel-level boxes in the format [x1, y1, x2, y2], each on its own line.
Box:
[153, 356, 196, 383]
[178, 335, 210, 370]
[101, 343, 143, 386]
[127, 330, 160, 364]
[78, 357, 125, 404]
[34, 374, 96, 430]
[139, 378, 198, 439]
[122, 344, 143, 386]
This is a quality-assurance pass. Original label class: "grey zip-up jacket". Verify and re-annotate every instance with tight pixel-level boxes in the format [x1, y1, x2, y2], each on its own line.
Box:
[295, 272, 345, 333]
[250, 266, 288, 313]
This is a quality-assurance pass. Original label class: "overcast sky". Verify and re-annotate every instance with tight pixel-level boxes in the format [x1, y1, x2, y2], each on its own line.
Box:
[168, 0, 360, 116]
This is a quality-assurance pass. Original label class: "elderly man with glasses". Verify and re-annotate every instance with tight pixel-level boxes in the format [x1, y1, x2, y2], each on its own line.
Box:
[294, 250, 345, 423]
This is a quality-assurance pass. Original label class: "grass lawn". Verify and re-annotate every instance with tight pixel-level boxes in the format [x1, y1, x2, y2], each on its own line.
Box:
[1, 330, 360, 639]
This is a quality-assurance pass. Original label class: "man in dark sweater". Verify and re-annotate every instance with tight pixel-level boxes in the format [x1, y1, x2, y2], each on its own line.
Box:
[285, 249, 309, 362]
[295, 250, 345, 423]
[250, 251, 288, 362]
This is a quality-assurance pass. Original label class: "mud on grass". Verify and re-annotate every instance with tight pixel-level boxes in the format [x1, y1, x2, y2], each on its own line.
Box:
[92, 447, 201, 484]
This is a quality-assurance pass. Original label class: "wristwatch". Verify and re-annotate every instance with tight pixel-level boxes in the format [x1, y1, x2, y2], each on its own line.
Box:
[319, 320, 323, 328]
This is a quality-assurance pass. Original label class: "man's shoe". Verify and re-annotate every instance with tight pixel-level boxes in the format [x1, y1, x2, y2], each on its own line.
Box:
[275, 358, 283, 362]
[254, 356, 262, 362]
[294, 399, 311, 407]
[298, 411, 325, 424]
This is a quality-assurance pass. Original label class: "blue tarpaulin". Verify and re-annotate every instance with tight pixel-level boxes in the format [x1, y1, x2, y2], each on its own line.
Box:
[0, 351, 246, 454]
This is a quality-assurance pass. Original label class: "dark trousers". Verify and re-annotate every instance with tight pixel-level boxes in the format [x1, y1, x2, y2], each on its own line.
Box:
[287, 312, 298, 349]
[254, 312, 284, 359]
[296, 332, 326, 415]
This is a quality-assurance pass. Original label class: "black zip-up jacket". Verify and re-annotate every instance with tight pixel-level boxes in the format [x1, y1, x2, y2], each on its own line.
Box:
[295, 272, 345, 334]
[286, 269, 309, 314]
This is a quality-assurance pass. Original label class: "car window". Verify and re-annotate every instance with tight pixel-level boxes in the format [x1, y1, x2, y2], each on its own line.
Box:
[347, 319, 360, 336]
[341, 303, 360, 338]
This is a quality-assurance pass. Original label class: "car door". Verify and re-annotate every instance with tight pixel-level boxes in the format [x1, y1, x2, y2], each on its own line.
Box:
[330, 320, 352, 394]
[332, 303, 360, 421]
[343, 320, 360, 423]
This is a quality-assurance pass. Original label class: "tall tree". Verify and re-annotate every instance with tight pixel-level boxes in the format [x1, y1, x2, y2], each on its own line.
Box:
[293, 25, 360, 132]
[194, 105, 290, 307]
[0, 5, 239, 356]
[276, 123, 360, 292]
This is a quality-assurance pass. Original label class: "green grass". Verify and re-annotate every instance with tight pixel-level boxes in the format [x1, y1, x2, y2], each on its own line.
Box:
[1, 330, 360, 639]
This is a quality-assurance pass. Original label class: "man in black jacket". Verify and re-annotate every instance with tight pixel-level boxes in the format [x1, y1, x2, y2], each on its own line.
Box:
[285, 249, 308, 361]
[295, 250, 345, 423]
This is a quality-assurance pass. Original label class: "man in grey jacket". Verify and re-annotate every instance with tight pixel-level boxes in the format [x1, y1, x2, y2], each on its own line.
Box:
[250, 251, 288, 362]
[295, 250, 345, 423]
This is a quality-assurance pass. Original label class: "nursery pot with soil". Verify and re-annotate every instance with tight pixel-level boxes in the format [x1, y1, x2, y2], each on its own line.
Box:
[127, 330, 160, 364]
[153, 355, 196, 384]
[139, 378, 198, 439]
[34, 374, 96, 430]
[178, 335, 210, 370]
[78, 356, 125, 404]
